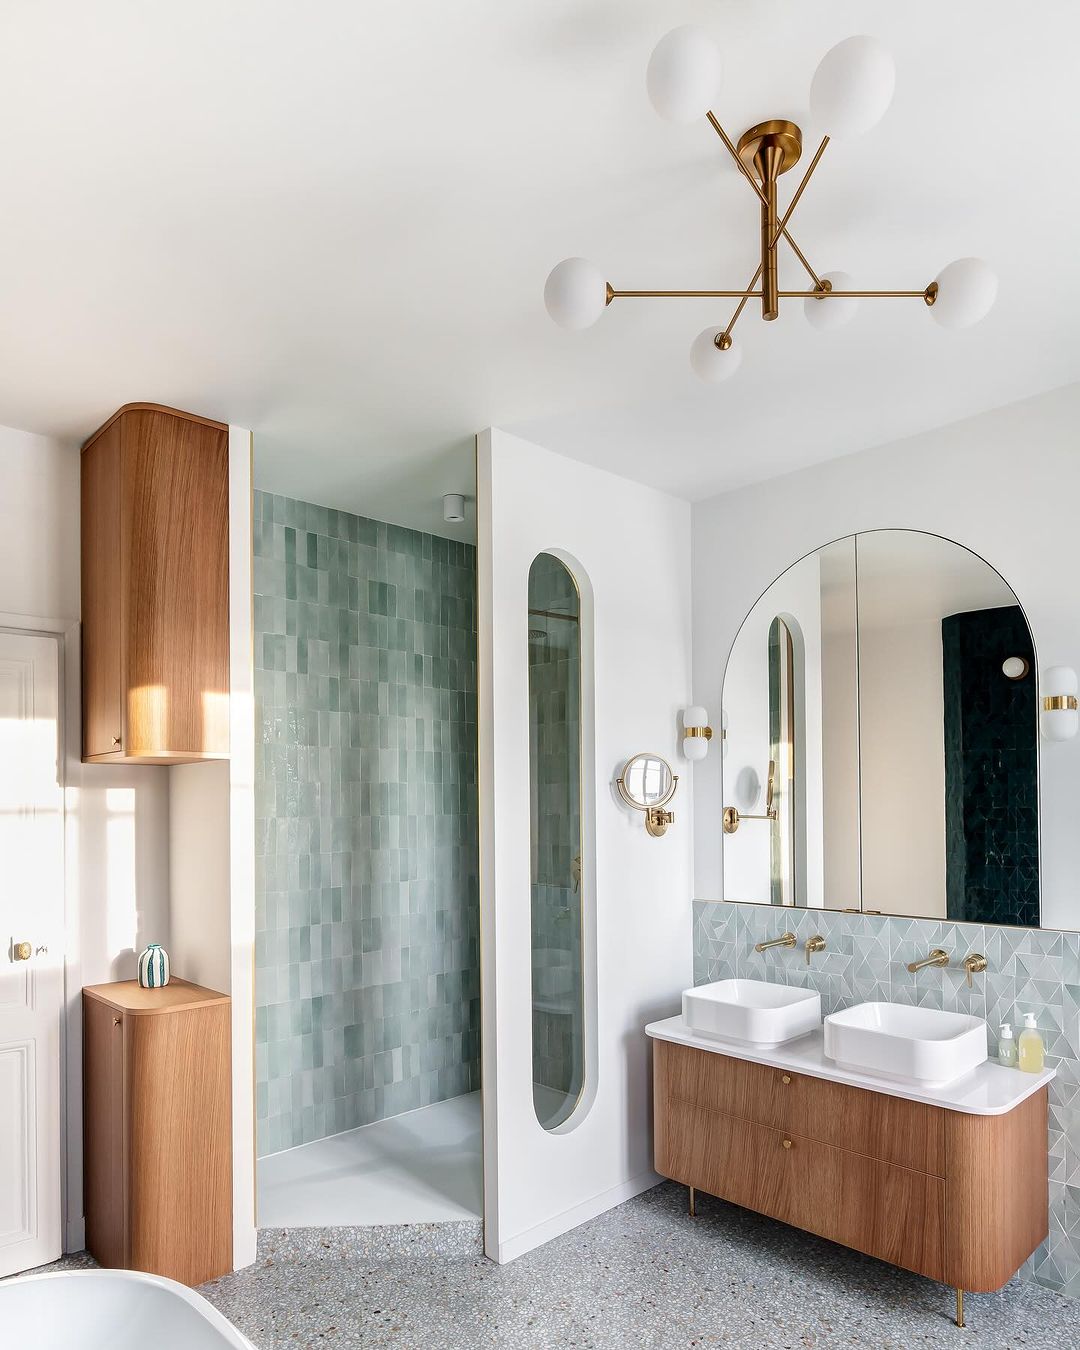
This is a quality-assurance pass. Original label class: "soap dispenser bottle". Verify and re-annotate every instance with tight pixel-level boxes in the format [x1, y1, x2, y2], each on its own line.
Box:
[997, 1023, 1017, 1068]
[1018, 1013, 1045, 1073]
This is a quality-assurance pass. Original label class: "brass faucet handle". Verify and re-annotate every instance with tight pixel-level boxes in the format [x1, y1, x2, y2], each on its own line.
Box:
[962, 952, 988, 988]
[804, 934, 826, 966]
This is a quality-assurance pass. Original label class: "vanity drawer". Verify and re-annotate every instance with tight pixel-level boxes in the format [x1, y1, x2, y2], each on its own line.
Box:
[656, 1098, 788, 1220]
[777, 1130, 946, 1282]
[781, 1071, 945, 1176]
[656, 1040, 784, 1128]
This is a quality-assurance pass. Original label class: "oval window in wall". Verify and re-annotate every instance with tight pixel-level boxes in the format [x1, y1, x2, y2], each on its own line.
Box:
[527, 553, 585, 1130]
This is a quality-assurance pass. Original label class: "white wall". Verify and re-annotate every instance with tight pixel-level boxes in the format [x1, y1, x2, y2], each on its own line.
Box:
[478, 428, 693, 1263]
[0, 422, 171, 1253]
[692, 382, 1080, 932]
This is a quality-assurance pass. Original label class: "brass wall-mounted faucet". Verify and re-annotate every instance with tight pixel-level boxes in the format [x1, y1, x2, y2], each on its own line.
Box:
[962, 952, 988, 988]
[805, 935, 826, 966]
[906, 948, 950, 974]
[755, 931, 796, 953]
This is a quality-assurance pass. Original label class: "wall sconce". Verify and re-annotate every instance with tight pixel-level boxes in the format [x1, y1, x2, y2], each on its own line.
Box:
[682, 705, 714, 761]
[1042, 666, 1079, 741]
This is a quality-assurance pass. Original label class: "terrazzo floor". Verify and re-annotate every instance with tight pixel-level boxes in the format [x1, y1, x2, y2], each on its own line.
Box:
[22, 1183, 1080, 1347]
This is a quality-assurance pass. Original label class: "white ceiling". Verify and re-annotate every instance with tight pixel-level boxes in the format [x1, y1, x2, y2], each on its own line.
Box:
[1, 2, 1077, 538]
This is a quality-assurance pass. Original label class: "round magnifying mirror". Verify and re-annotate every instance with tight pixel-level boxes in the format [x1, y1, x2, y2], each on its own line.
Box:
[620, 752, 675, 807]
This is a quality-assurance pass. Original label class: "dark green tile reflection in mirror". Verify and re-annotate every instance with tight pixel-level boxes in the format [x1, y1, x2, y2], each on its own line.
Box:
[942, 604, 1038, 927]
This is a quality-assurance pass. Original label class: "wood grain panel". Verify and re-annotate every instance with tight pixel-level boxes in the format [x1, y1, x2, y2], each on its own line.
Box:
[657, 1098, 788, 1219]
[126, 1001, 232, 1285]
[80, 420, 124, 758]
[84, 977, 230, 1016]
[943, 1089, 1049, 1292]
[782, 1071, 945, 1175]
[655, 1039, 785, 1128]
[121, 408, 230, 759]
[83, 995, 127, 1268]
[779, 1131, 946, 1281]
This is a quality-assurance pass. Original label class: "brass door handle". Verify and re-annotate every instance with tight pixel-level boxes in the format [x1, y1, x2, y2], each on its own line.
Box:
[782, 1137, 793, 1149]
[113, 1016, 122, 1027]
[13, 941, 32, 961]
[112, 736, 122, 747]
[781, 1074, 792, 1085]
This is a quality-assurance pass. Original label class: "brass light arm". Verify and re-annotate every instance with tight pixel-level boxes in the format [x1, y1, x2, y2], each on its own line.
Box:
[768, 136, 829, 250]
[607, 287, 763, 300]
[788, 287, 938, 301]
[720, 263, 763, 344]
[705, 112, 824, 291]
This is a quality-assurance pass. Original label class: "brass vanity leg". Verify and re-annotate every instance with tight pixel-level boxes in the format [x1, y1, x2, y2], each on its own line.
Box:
[688, 1185, 696, 1217]
[955, 1288, 965, 1329]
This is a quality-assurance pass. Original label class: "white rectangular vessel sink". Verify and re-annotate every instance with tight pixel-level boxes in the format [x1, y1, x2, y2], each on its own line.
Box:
[683, 979, 821, 1046]
[824, 1002, 988, 1087]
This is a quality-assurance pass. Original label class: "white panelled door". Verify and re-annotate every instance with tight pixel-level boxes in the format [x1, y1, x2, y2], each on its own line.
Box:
[0, 632, 63, 1277]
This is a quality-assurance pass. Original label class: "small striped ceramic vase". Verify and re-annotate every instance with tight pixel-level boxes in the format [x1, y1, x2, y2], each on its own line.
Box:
[138, 942, 171, 989]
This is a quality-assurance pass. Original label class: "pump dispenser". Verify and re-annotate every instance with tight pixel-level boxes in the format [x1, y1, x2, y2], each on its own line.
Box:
[1018, 1013, 1045, 1073]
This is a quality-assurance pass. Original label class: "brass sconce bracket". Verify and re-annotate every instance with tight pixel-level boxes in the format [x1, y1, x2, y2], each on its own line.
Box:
[645, 806, 675, 838]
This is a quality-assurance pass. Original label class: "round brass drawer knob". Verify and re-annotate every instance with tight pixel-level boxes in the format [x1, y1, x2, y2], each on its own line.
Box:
[781, 1074, 792, 1085]
[782, 1138, 793, 1149]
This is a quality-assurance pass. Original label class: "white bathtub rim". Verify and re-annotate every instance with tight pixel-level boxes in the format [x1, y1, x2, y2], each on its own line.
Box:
[2, 1269, 254, 1349]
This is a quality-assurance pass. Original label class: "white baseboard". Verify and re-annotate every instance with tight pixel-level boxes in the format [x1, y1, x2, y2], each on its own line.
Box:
[487, 1170, 661, 1264]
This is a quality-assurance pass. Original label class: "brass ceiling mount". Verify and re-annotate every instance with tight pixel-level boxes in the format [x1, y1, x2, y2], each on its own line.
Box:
[736, 120, 803, 179]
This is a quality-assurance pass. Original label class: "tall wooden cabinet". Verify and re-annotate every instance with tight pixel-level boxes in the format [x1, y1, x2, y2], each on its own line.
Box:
[83, 980, 233, 1287]
[80, 403, 230, 763]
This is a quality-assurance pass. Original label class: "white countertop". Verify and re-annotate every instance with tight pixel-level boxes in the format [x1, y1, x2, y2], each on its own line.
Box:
[645, 1015, 1055, 1116]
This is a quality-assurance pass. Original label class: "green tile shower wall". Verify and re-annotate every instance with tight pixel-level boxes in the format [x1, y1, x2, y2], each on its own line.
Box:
[693, 899, 1080, 1299]
[253, 491, 480, 1156]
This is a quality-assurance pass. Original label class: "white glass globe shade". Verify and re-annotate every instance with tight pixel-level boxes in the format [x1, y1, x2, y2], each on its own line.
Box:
[544, 258, 608, 330]
[646, 26, 722, 125]
[690, 328, 742, 383]
[810, 36, 895, 139]
[803, 271, 859, 331]
[930, 258, 998, 330]
[683, 705, 708, 728]
[684, 737, 708, 762]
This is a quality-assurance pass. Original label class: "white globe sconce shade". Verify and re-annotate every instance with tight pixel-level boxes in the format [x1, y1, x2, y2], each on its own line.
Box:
[1041, 666, 1079, 742]
[544, 258, 609, 330]
[804, 271, 859, 331]
[682, 706, 713, 760]
[929, 258, 998, 330]
[690, 328, 742, 383]
[646, 26, 722, 125]
[810, 36, 895, 139]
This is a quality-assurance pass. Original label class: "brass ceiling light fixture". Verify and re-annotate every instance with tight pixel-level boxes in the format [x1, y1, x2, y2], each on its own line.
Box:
[544, 30, 998, 383]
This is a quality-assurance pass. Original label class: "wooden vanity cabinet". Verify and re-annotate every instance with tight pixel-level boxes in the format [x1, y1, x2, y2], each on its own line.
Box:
[83, 980, 233, 1287]
[653, 1039, 1048, 1295]
[80, 403, 230, 763]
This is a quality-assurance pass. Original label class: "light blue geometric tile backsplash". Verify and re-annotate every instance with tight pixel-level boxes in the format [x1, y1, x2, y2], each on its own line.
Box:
[693, 899, 1080, 1299]
[253, 492, 479, 1156]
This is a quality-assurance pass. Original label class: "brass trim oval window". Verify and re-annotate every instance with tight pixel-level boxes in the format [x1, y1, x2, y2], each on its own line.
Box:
[527, 552, 586, 1130]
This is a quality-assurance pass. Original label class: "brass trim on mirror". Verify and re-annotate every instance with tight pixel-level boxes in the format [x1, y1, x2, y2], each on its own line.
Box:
[616, 752, 679, 837]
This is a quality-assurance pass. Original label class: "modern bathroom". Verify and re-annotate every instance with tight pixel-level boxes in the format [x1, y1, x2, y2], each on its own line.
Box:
[3, 7, 1080, 1350]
